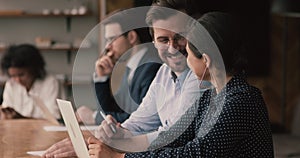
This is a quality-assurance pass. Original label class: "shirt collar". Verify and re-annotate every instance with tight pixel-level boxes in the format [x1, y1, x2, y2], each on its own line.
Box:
[170, 68, 190, 84]
[127, 47, 147, 70]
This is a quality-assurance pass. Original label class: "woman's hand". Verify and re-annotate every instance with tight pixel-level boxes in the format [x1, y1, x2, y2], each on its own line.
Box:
[88, 136, 125, 158]
[0, 107, 25, 120]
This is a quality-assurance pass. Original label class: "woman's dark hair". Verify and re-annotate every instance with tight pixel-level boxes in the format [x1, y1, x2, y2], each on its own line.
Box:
[1, 44, 47, 79]
[187, 42, 203, 59]
[188, 12, 247, 76]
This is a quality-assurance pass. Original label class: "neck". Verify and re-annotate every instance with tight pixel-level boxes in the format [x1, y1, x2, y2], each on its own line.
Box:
[174, 71, 182, 77]
[25, 82, 33, 92]
[173, 65, 188, 77]
[130, 43, 142, 56]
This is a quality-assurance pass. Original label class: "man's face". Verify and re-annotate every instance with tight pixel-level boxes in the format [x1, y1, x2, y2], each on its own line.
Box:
[104, 23, 132, 63]
[152, 13, 189, 73]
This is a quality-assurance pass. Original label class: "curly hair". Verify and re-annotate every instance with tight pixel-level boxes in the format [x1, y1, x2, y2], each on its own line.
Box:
[1, 44, 47, 80]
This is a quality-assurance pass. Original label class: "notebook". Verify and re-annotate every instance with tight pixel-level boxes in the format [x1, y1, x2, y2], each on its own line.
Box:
[56, 99, 89, 158]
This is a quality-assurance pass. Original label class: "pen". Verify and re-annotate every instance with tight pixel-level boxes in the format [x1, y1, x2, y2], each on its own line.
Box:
[99, 111, 117, 133]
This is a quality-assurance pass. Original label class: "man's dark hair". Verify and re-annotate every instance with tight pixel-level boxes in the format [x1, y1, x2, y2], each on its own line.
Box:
[146, 5, 183, 38]
[152, 0, 204, 16]
[145, 0, 204, 38]
[102, 9, 152, 43]
[1, 44, 47, 80]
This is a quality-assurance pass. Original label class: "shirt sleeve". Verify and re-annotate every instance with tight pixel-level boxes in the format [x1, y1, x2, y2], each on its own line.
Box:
[145, 72, 205, 143]
[121, 78, 162, 134]
[124, 103, 199, 158]
[122, 69, 205, 143]
[40, 76, 60, 119]
[1, 81, 14, 107]
[93, 72, 109, 83]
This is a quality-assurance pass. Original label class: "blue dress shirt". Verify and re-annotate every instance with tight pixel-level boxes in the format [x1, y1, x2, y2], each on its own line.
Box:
[122, 63, 209, 143]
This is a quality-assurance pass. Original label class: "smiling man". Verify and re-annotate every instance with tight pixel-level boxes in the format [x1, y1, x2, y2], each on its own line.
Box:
[89, 6, 210, 156]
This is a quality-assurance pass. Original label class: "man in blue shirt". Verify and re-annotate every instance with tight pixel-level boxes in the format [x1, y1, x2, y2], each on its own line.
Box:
[94, 7, 207, 152]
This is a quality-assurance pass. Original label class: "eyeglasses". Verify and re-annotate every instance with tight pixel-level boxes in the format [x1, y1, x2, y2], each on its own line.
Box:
[104, 34, 124, 46]
[152, 33, 187, 51]
[152, 0, 161, 5]
[101, 34, 125, 55]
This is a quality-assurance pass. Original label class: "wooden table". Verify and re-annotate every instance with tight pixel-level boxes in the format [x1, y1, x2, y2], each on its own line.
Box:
[0, 119, 68, 158]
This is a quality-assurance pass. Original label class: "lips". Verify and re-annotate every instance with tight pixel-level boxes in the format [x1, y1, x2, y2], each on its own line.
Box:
[165, 51, 184, 57]
[166, 54, 185, 64]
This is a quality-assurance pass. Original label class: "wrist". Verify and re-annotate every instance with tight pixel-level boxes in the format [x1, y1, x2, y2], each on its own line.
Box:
[93, 72, 109, 82]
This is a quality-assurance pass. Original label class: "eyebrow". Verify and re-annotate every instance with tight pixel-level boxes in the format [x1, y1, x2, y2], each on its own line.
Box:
[155, 32, 187, 40]
[156, 36, 169, 41]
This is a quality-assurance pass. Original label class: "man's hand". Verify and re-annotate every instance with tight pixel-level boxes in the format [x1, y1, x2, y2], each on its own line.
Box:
[95, 55, 115, 77]
[76, 106, 95, 125]
[95, 115, 132, 144]
[0, 107, 25, 120]
[88, 136, 125, 158]
[42, 138, 77, 158]
[93, 115, 149, 153]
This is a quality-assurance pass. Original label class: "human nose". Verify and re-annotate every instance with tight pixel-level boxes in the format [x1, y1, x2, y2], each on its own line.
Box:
[167, 40, 180, 54]
[103, 43, 113, 56]
[104, 41, 112, 50]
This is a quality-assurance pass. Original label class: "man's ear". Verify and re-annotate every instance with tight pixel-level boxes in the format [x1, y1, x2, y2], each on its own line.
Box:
[127, 31, 138, 45]
[202, 53, 211, 68]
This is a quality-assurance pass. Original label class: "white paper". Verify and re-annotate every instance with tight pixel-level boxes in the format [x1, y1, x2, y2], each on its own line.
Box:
[43, 125, 98, 131]
[27, 150, 45, 156]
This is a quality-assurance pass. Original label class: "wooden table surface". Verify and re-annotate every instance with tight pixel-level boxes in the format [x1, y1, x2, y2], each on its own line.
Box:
[0, 119, 68, 158]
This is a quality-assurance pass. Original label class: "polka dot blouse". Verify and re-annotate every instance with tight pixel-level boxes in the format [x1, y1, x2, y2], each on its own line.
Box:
[125, 74, 274, 158]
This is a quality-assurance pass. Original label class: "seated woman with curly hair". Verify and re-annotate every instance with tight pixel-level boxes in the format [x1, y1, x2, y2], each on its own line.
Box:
[0, 44, 60, 122]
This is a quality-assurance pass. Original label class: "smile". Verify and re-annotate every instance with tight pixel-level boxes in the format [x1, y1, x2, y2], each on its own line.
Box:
[165, 52, 184, 58]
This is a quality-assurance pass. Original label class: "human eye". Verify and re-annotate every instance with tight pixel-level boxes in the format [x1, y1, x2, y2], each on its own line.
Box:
[157, 38, 169, 44]
[174, 34, 185, 41]
[105, 37, 113, 43]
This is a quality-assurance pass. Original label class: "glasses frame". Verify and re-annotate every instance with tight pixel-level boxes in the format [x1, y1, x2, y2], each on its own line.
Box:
[104, 34, 124, 46]
[152, 32, 187, 51]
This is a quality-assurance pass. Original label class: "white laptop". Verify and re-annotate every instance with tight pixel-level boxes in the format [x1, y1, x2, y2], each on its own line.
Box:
[56, 99, 90, 158]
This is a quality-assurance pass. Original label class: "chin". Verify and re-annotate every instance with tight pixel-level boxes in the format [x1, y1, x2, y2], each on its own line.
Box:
[173, 64, 187, 72]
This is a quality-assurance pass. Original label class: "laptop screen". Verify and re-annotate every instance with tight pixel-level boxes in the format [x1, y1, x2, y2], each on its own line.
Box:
[56, 99, 90, 158]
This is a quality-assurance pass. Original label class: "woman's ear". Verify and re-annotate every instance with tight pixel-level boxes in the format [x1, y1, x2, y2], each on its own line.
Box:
[127, 30, 138, 45]
[202, 53, 211, 68]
